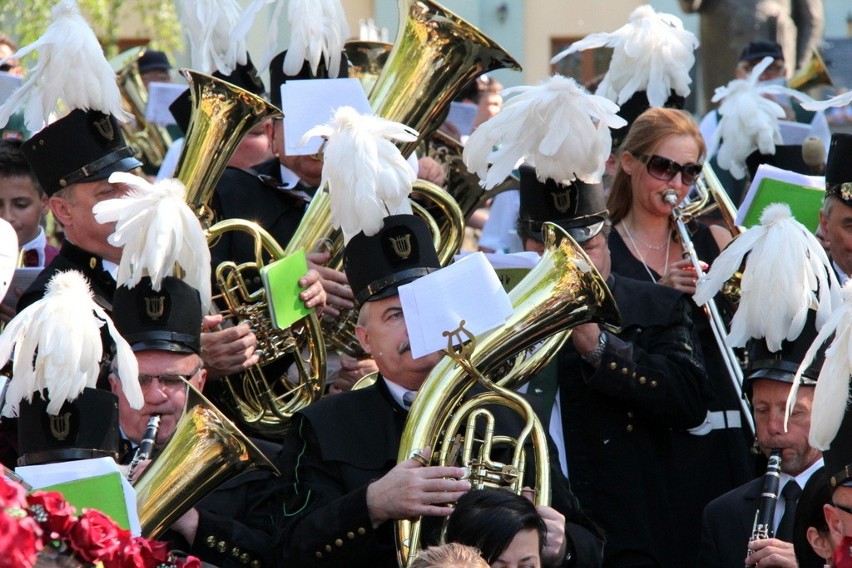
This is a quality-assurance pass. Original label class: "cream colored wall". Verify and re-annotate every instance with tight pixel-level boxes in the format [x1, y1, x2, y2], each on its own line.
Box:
[524, 1, 644, 83]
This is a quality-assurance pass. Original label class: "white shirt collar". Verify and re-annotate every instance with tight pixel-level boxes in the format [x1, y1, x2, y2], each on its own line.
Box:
[779, 456, 824, 489]
[834, 261, 849, 285]
[278, 163, 304, 189]
[383, 377, 417, 410]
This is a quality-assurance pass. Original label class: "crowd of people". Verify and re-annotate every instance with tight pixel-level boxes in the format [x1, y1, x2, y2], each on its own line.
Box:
[2, 1, 852, 568]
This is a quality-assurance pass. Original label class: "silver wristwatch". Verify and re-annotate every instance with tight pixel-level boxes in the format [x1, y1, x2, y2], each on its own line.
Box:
[581, 330, 608, 364]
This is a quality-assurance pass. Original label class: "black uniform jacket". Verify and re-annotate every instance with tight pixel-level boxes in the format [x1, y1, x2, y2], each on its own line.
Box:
[18, 240, 117, 313]
[556, 274, 710, 568]
[211, 160, 312, 267]
[274, 376, 604, 568]
[696, 477, 763, 568]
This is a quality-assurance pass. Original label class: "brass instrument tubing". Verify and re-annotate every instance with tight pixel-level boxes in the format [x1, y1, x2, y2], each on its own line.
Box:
[664, 190, 755, 436]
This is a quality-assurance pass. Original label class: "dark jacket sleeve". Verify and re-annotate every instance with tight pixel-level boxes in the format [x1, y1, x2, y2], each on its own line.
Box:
[275, 415, 388, 567]
[696, 500, 726, 568]
[580, 296, 709, 429]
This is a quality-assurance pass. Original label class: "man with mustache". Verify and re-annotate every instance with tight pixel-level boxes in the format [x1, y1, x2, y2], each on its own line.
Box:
[274, 214, 603, 567]
[697, 315, 825, 568]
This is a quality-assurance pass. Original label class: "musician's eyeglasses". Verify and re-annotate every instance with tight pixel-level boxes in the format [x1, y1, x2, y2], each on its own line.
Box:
[632, 153, 703, 186]
[137, 364, 203, 390]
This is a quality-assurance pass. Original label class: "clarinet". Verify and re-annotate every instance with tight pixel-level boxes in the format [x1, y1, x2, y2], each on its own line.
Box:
[129, 415, 161, 476]
[746, 449, 783, 565]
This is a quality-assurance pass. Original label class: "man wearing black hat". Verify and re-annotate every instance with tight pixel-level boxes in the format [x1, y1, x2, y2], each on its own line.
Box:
[516, 165, 711, 568]
[697, 328, 825, 568]
[274, 213, 603, 567]
[136, 49, 172, 90]
[699, 39, 831, 195]
[818, 134, 852, 284]
[17, 109, 142, 313]
[109, 276, 280, 568]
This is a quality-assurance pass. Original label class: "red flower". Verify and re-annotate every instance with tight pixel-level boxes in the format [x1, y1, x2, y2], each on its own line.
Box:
[0, 476, 27, 509]
[175, 555, 202, 568]
[27, 491, 77, 537]
[68, 509, 126, 563]
[0, 513, 43, 568]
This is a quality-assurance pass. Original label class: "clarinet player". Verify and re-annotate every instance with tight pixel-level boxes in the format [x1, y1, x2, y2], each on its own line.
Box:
[697, 319, 825, 567]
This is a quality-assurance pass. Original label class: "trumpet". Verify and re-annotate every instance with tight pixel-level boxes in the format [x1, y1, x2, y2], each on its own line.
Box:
[664, 189, 754, 436]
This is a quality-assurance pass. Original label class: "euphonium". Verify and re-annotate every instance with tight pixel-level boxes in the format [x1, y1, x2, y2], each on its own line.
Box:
[175, 70, 326, 435]
[343, 40, 393, 95]
[396, 222, 622, 566]
[109, 47, 173, 168]
[134, 380, 279, 538]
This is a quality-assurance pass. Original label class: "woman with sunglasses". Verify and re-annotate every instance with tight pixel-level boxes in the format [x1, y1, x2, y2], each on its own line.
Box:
[606, 106, 757, 564]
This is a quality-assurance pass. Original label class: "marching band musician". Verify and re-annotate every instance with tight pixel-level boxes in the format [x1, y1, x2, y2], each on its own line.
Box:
[516, 164, 711, 568]
[697, 327, 825, 568]
[109, 276, 281, 568]
[695, 203, 839, 567]
[274, 213, 603, 567]
[818, 134, 852, 284]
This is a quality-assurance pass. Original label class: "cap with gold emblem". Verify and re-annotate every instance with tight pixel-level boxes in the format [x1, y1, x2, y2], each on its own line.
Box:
[825, 133, 852, 207]
[111, 276, 202, 354]
[343, 214, 440, 305]
[21, 108, 142, 196]
[518, 164, 607, 244]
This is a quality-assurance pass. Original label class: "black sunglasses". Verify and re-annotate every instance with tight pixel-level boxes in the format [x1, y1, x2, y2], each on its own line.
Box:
[632, 153, 703, 185]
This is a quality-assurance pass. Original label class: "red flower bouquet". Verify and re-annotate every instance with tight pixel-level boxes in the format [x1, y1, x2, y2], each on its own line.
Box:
[1, 476, 199, 568]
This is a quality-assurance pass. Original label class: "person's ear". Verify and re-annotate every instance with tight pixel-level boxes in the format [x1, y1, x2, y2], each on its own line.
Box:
[620, 151, 638, 176]
[806, 526, 834, 561]
[49, 195, 73, 226]
[355, 325, 371, 355]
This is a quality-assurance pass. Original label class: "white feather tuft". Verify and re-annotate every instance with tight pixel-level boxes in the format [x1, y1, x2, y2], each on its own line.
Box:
[463, 75, 626, 189]
[801, 90, 852, 112]
[92, 172, 212, 314]
[176, 0, 247, 75]
[694, 202, 839, 351]
[786, 282, 852, 448]
[551, 5, 697, 107]
[303, 106, 417, 243]
[711, 57, 817, 179]
[231, 0, 285, 73]
[0, 271, 141, 417]
[0, 219, 17, 301]
[282, 0, 350, 78]
[0, 0, 129, 133]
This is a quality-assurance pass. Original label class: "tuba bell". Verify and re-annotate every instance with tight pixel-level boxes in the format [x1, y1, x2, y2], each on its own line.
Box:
[109, 47, 174, 168]
[292, 0, 521, 359]
[175, 70, 327, 435]
[788, 48, 833, 92]
[395, 222, 622, 566]
[134, 380, 279, 538]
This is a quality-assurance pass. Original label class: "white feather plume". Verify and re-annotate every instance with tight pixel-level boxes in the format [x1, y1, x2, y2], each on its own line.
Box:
[92, 173, 212, 314]
[231, 0, 286, 73]
[784, 281, 852, 448]
[0, 219, 17, 302]
[302, 106, 417, 243]
[0, 271, 141, 417]
[0, 0, 129, 133]
[176, 0, 247, 75]
[550, 5, 697, 107]
[801, 90, 852, 112]
[282, 0, 350, 79]
[694, 203, 839, 352]
[463, 75, 626, 190]
[712, 57, 817, 179]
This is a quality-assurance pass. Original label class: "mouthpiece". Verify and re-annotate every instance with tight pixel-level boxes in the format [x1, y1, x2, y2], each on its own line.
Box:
[662, 189, 679, 206]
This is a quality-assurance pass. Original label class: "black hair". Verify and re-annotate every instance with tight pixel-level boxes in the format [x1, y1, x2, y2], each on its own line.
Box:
[793, 467, 832, 568]
[443, 489, 546, 564]
[0, 139, 42, 194]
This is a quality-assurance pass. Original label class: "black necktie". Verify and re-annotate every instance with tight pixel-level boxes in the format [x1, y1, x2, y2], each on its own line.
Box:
[776, 480, 802, 541]
[402, 391, 416, 410]
[22, 249, 39, 267]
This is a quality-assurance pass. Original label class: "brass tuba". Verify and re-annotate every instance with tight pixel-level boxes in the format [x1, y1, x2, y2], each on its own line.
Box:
[395, 222, 622, 566]
[297, 0, 521, 359]
[175, 70, 327, 435]
[109, 47, 174, 168]
[788, 48, 833, 92]
[134, 380, 279, 538]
